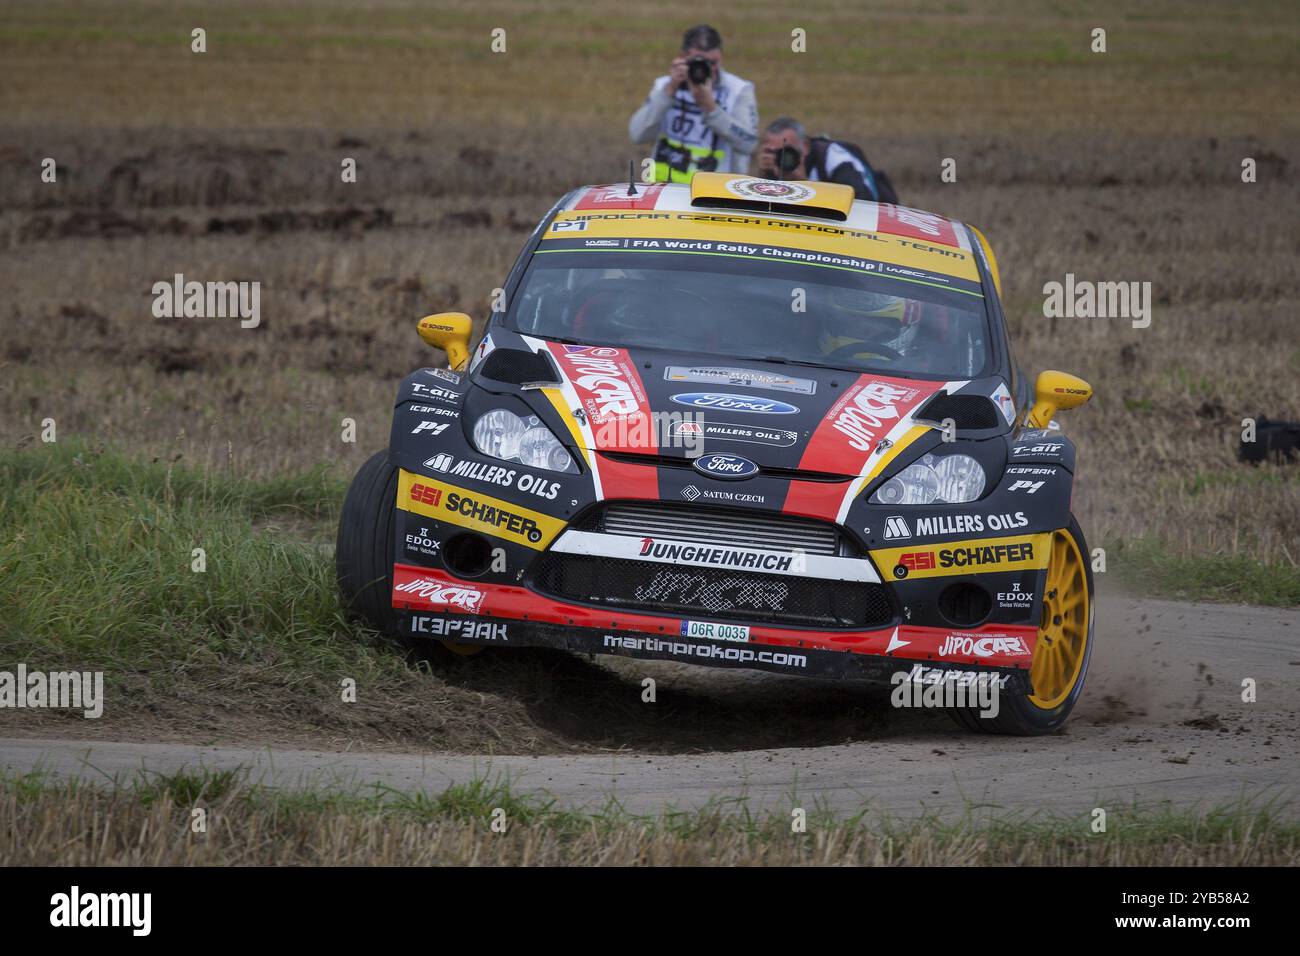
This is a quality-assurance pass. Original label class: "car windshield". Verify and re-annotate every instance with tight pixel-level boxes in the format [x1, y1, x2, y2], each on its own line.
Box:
[506, 249, 992, 378]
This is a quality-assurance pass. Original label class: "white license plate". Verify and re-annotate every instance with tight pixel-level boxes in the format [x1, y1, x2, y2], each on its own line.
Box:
[680, 620, 751, 643]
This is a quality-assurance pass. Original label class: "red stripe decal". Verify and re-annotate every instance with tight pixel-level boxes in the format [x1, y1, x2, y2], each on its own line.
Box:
[593, 457, 660, 500]
[545, 344, 656, 453]
[573, 183, 666, 210]
[780, 479, 850, 523]
[875, 205, 961, 247]
[784, 375, 941, 518]
[392, 565, 1035, 667]
[891, 624, 1037, 667]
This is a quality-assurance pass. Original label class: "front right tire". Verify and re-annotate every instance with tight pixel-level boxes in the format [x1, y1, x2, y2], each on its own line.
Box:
[335, 449, 485, 660]
[336, 450, 400, 635]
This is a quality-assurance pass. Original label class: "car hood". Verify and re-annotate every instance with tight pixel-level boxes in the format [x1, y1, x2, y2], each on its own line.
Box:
[474, 334, 1015, 476]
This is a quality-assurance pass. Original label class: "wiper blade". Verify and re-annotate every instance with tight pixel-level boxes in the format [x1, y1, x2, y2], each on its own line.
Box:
[756, 355, 844, 371]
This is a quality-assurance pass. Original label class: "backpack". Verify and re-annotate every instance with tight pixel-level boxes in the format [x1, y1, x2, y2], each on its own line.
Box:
[809, 136, 900, 205]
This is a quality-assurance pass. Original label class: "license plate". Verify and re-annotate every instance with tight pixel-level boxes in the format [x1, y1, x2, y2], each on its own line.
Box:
[680, 620, 751, 643]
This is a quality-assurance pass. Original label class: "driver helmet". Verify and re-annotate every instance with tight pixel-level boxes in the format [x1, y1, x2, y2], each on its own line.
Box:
[817, 290, 924, 361]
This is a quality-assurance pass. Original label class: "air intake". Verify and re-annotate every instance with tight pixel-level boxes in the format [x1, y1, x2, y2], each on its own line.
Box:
[690, 196, 849, 222]
[688, 173, 854, 222]
[914, 391, 1002, 430]
[478, 348, 560, 388]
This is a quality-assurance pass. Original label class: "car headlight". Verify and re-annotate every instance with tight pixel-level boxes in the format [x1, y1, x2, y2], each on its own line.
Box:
[471, 409, 577, 474]
[869, 453, 986, 505]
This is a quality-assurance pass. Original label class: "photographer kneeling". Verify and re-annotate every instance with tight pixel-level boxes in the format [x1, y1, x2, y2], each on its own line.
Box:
[757, 118, 899, 204]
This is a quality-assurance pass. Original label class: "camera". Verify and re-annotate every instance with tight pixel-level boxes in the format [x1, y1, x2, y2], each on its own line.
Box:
[775, 145, 802, 174]
[686, 55, 713, 85]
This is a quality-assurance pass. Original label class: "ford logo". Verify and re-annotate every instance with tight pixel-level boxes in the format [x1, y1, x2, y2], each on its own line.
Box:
[670, 392, 799, 415]
[693, 453, 759, 480]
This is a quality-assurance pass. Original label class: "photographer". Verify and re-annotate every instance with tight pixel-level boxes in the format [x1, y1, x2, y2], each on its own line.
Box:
[756, 117, 899, 204]
[629, 24, 758, 182]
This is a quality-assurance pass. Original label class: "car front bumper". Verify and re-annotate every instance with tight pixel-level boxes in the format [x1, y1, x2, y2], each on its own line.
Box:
[392, 563, 1035, 692]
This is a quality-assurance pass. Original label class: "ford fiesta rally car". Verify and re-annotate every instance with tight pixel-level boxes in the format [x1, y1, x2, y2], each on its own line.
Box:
[337, 173, 1096, 735]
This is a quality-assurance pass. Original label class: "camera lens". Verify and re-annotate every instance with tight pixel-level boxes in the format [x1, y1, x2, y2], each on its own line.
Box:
[687, 56, 711, 84]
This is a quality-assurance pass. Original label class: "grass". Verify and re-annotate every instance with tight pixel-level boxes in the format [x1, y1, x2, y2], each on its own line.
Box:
[3, 442, 932, 756]
[1111, 536, 1300, 607]
[0, 0, 1295, 766]
[0, 441, 608, 754]
[2, 768, 1296, 865]
[2, 0, 1297, 133]
[0, 440, 355, 673]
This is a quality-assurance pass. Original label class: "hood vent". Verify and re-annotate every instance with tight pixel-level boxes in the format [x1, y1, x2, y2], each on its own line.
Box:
[478, 348, 561, 388]
[914, 391, 1001, 430]
[688, 172, 855, 222]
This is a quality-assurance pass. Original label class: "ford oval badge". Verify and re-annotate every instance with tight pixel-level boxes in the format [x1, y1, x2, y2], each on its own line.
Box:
[669, 393, 799, 415]
[693, 453, 759, 481]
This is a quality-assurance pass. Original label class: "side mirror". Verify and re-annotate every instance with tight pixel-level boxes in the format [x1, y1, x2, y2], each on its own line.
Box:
[1027, 370, 1093, 429]
[416, 312, 473, 371]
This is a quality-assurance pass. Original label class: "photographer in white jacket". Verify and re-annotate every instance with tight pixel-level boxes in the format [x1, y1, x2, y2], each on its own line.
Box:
[629, 24, 759, 182]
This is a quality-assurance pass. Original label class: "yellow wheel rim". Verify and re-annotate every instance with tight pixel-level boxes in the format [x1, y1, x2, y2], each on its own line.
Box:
[1029, 528, 1090, 709]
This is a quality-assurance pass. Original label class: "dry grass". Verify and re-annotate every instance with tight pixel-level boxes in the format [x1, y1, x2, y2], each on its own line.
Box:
[3, 770, 1295, 865]
[1, 2, 1296, 865]
[2, 0, 1297, 134]
[0, 0, 1297, 580]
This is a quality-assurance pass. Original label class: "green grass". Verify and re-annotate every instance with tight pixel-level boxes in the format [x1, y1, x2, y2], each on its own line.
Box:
[0, 441, 381, 679]
[134, 767, 245, 807]
[1183, 467, 1299, 497]
[1110, 536, 1300, 607]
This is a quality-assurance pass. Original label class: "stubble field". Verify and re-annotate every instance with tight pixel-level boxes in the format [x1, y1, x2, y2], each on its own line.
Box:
[1, 0, 1298, 754]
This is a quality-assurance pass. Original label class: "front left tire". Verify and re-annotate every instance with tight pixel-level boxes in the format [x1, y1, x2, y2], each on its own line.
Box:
[946, 515, 1095, 735]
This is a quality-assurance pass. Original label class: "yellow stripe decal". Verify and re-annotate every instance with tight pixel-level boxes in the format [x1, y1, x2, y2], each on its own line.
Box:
[870, 533, 1051, 580]
[397, 470, 567, 550]
[539, 387, 593, 469]
[546, 211, 980, 282]
[865, 425, 928, 483]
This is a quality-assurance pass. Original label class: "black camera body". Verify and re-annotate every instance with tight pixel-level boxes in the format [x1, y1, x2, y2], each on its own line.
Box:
[686, 55, 713, 85]
[776, 145, 803, 174]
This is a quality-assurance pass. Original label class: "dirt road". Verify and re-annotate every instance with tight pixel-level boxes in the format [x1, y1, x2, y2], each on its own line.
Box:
[2, 595, 1296, 818]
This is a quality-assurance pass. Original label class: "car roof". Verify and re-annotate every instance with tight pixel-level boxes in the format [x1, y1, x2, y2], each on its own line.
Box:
[554, 179, 982, 285]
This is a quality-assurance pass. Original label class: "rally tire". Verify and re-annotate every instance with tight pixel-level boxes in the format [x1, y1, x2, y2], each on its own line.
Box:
[336, 450, 400, 635]
[946, 516, 1095, 736]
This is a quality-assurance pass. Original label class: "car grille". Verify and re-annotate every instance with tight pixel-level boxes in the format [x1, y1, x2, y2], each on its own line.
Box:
[531, 552, 893, 628]
[577, 501, 849, 556]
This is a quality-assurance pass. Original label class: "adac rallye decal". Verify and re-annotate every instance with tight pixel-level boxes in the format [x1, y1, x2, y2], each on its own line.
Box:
[873, 205, 963, 248]
[572, 183, 667, 210]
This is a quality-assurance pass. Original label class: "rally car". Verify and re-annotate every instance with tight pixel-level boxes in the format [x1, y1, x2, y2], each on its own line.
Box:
[337, 173, 1096, 735]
